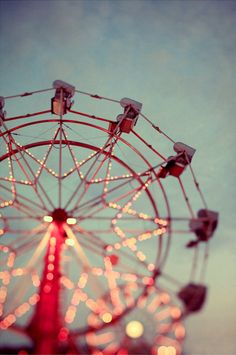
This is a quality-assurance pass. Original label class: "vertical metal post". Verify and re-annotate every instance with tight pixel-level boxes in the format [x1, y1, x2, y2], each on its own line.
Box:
[28, 222, 65, 354]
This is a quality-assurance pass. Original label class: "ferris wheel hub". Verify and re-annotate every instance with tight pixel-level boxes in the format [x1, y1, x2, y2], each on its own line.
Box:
[51, 208, 68, 222]
[43, 209, 77, 225]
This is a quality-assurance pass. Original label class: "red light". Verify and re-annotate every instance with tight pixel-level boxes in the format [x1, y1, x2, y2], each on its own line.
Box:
[109, 254, 119, 265]
[58, 327, 69, 341]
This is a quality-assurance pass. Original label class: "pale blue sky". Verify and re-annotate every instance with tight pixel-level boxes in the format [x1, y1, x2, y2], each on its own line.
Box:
[0, 0, 236, 354]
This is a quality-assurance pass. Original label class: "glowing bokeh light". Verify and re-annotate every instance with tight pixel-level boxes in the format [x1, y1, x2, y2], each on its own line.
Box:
[125, 320, 144, 339]
[66, 217, 77, 225]
[101, 312, 112, 323]
[158, 346, 176, 355]
[65, 238, 75, 247]
[43, 215, 53, 223]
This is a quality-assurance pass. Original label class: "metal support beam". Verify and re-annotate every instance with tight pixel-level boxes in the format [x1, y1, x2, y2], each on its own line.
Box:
[28, 222, 65, 354]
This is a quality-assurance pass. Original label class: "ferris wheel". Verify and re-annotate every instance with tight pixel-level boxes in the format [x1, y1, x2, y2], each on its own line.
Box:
[0, 81, 218, 355]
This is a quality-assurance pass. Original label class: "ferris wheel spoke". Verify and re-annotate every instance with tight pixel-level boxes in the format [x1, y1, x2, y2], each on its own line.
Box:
[10, 139, 59, 211]
[33, 125, 61, 184]
[64, 256, 124, 319]
[4, 227, 45, 240]
[69, 237, 106, 258]
[110, 176, 153, 214]
[101, 139, 117, 199]
[0, 204, 42, 228]
[103, 257, 124, 311]
[0, 269, 39, 319]
[6, 144, 17, 202]
[75, 161, 149, 217]
[72, 226, 107, 249]
[58, 124, 63, 208]
[70, 143, 115, 212]
[109, 176, 153, 229]
[8, 235, 46, 258]
[67, 226, 150, 285]
[64, 224, 108, 300]
[64, 225, 105, 270]
[63, 149, 101, 210]
[69, 198, 163, 273]
[0, 182, 47, 214]
[62, 147, 98, 181]
[76, 177, 149, 223]
[25, 224, 53, 271]
[8, 223, 48, 247]
[65, 135, 118, 211]
[79, 215, 156, 222]
[71, 226, 151, 275]
[0, 198, 41, 221]
[60, 127, 85, 182]
[12, 201, 44, 220]
[73, 177, 135, 217]
[4, 135, 53, 210]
